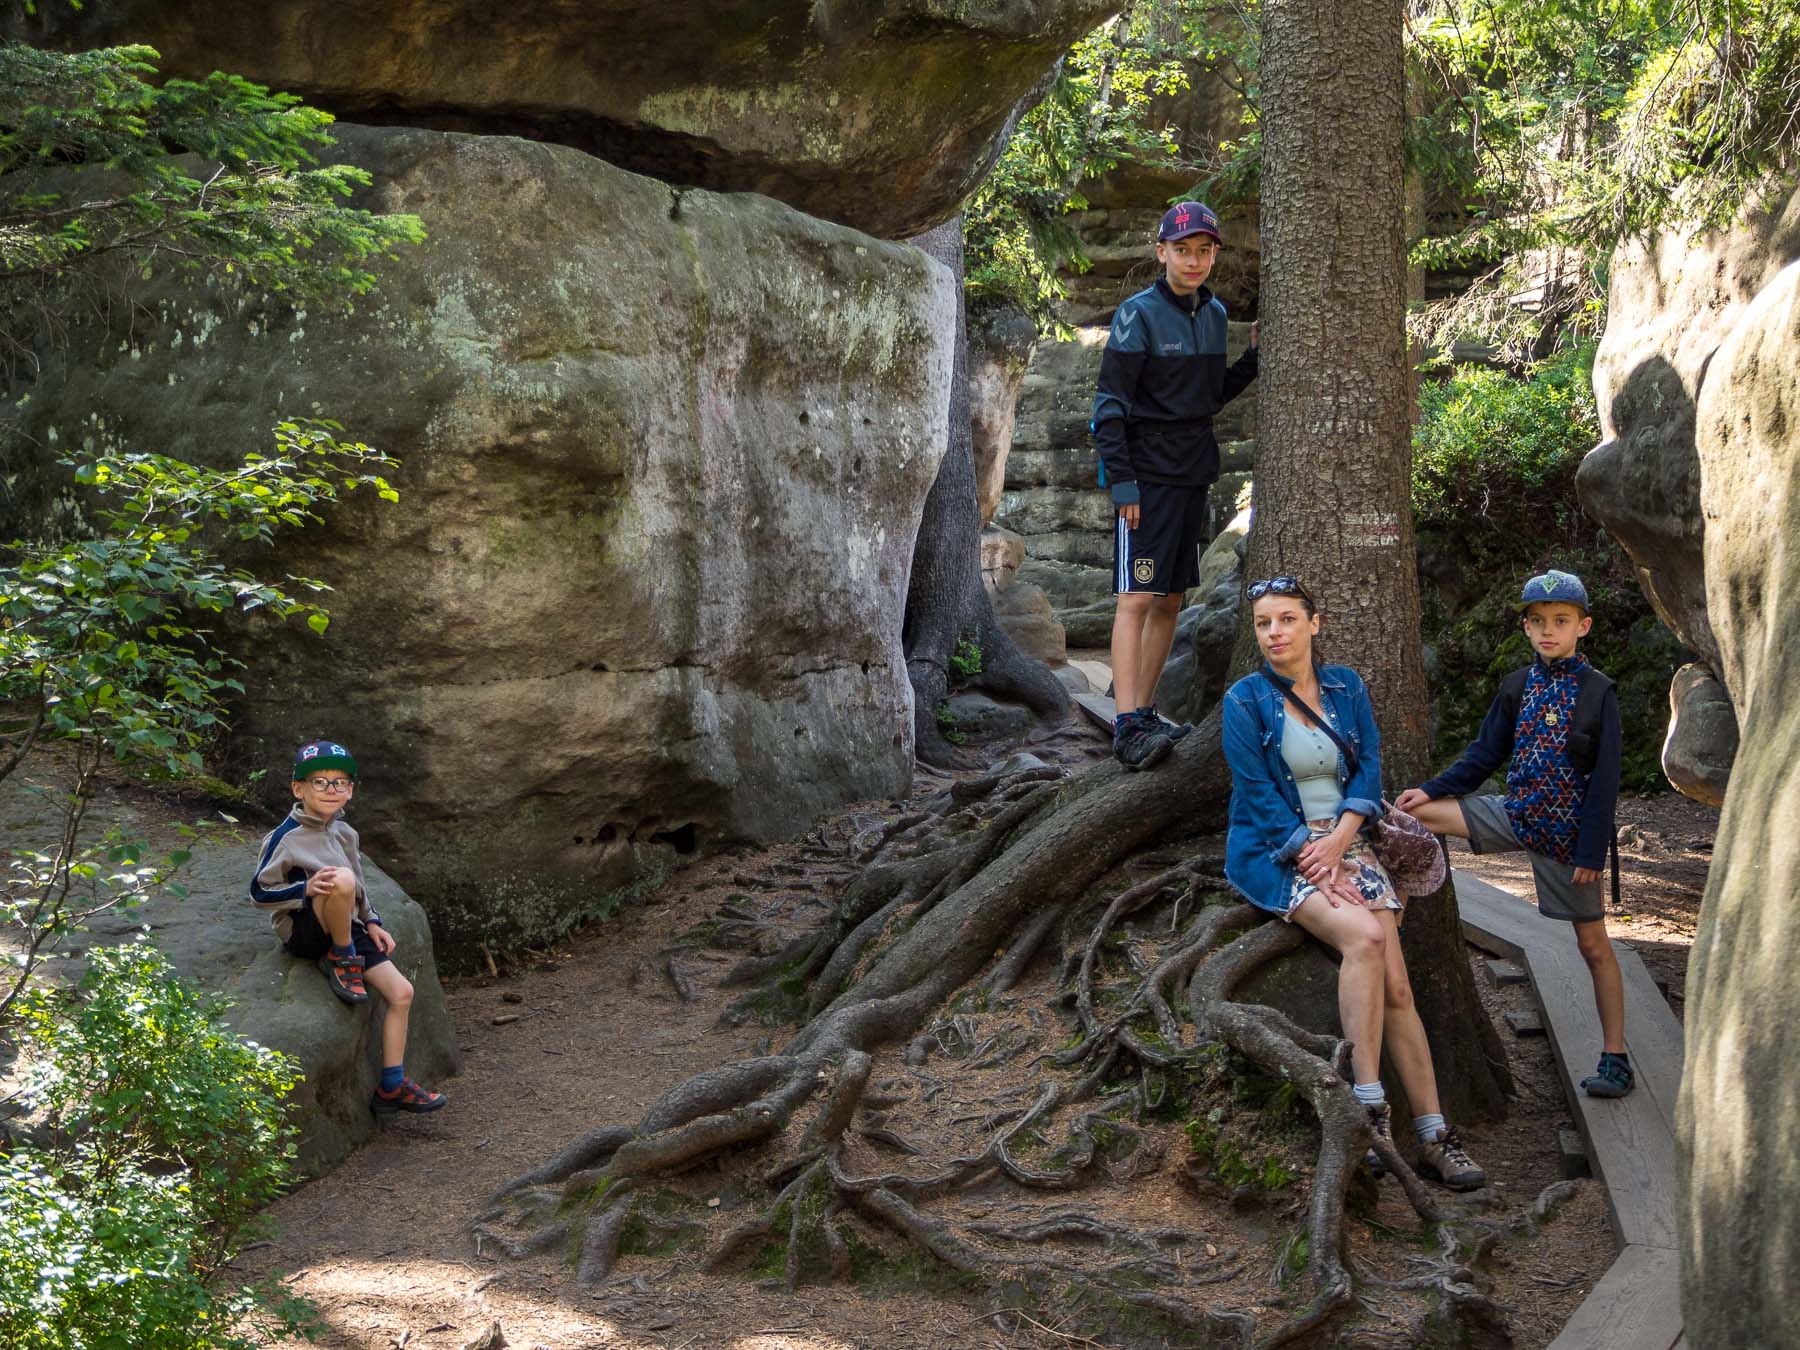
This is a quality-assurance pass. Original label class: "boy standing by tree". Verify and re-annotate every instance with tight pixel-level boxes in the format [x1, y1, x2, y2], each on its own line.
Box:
[250, 740, 448, 1115]
[1395, 570, 1632, 1097]
[1093, 201, 1259, 769]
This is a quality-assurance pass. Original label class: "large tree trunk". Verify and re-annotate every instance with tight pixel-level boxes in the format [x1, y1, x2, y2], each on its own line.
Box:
[901, 216, 1068, 767]
[1251, 0, 1510, 1121]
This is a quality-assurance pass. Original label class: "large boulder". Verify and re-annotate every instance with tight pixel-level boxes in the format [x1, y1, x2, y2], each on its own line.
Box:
[1680, 236, 1800, 1347]
[1660, 661, 1737, 808]
[2, 0, 1113, 239]
[970, 300, 1040, 526]
[5, 126, 956, 958]
[1580, 183, 1800, 800]
[0, 776, 460, 1176]
[1155, 508, 1249, 721]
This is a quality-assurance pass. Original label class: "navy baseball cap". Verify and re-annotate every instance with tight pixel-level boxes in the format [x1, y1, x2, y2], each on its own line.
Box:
[1519, 570, 1589, 611]
[293, 740, 358, 781]
[1158, 201, 1222, 243]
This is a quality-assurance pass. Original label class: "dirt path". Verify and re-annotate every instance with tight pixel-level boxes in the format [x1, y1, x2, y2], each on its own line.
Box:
[235, 726, 1709, 1350]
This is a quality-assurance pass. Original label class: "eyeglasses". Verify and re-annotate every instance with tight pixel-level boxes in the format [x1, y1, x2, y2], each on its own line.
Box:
[1247, 575, 1310, 602]
[305, 778, 354, 793]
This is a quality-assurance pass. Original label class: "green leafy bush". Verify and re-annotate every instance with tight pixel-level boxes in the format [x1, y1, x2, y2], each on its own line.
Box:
[1412, 347, 1682, 789]
[0, 944, 306, 1348]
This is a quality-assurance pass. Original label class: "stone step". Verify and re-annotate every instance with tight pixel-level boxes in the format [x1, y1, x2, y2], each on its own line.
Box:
[1017, 558, 1113, 612]
[1560, 1128, 1592, 1179]
[1485, 957, 1528, 986]
[1504, 1007, 1546, 1037]
[994, 486, 1111, 537]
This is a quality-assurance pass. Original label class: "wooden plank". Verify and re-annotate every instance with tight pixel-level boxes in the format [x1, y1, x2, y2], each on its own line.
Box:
[1067, 659, 1112, 696]
[1458, 866, 1685, 1346]
[1454, 870, 1544, 959]
[1611, 944, 1686, 1139]
[1526, 937, 1681, 1251]
[1548, 1244, 1684, 1350]
[1070, 688, 1116, 732]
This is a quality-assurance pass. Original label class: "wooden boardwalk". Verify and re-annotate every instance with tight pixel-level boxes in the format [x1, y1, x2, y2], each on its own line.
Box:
[1455, 871, 1686, 1350]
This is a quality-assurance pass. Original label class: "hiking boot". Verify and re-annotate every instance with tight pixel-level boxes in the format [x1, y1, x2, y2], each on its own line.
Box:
[1581, 1053, 1634, 1098]
[1363, 1101, 1393, 1176]
[1416, 1126, 1487, 1190]
[372, 1077, 447, 1115]
[1141, 704, 1194, 742]
[1113, 713, 1174, 771]
[318, 950, 368, 1005]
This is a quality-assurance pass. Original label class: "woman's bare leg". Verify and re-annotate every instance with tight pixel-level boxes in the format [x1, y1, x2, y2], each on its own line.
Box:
[1291, 896, 1389, 1085]
[1373, 907, 1441, 1118]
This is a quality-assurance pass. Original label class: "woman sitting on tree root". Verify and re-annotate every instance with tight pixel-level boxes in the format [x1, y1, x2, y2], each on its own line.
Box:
[1221, 576, 1486, 1191]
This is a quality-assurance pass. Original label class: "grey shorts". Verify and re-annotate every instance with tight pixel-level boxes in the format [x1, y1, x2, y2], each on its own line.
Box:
[1458, 794, 1603, 924]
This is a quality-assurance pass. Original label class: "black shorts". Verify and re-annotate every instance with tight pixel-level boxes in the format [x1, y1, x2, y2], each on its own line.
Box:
[283, 898, 391, 970]
[1113, 481, 1210, 595]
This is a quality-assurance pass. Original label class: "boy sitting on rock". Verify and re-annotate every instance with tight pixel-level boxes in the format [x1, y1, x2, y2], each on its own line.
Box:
[1395, 570, 1631, 1098]
[249, 740, 447, 1115]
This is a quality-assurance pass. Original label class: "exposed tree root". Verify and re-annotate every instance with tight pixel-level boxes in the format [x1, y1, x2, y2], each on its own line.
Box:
[484, 727, 1542, 1344]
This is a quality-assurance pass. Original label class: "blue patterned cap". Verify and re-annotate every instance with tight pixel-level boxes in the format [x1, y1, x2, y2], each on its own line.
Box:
[1519, 570, 1589, 611]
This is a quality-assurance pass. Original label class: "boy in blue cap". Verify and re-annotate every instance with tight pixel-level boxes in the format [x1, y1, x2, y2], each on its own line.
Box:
[1092, 200, 1259, 769]
[1395, 570, 1631, 1098]
[250, 740, 447, 1115]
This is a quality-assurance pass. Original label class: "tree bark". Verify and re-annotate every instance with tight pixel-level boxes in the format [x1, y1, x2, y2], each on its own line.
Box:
[1249, 0, 1510, 1121]
[902, 215, 1068, 767]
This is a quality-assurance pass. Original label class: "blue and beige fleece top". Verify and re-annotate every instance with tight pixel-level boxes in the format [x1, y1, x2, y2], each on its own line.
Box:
[249, 804, 379, 943]
[1421, 654, 1622, 870]
[1090, 278, 1259, 504]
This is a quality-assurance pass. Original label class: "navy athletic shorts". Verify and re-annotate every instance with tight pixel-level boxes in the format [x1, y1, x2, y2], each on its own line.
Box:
[1112, 481, 1210, 596]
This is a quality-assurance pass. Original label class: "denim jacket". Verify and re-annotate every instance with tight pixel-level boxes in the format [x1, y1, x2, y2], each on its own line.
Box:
[1222, 664, 1386, 915]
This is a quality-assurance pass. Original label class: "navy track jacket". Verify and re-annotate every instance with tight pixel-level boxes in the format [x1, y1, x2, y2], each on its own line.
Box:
[1090, 278, 1259, 505]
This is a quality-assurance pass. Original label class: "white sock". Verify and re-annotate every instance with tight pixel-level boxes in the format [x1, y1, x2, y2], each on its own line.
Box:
[1413, 1112, 1446, 1144]
[1352, 1082, 1386, 1107]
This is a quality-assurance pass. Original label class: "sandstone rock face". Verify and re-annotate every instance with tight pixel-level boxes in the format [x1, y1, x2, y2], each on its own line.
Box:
[1583, 187, 1800, 663]
[991, 581, 1067, 665]
[1661, 662, 1737, 808]
[979, 525, 1028, 594]
[3, 0, 1111, 239]
[1581, 184, 1800, 803]
[0, 779, 460, 1176]
[1680, 239, 1800, 1348]
[8, 127, 955, 956]
[969, 301, 1040, 526]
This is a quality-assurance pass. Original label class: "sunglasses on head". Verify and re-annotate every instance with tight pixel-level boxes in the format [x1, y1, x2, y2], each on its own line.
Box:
[1246, 575, 1311, 602]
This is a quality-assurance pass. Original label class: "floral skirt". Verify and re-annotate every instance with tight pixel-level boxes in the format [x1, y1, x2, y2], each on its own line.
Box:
[1283, 823, 1404, 922]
